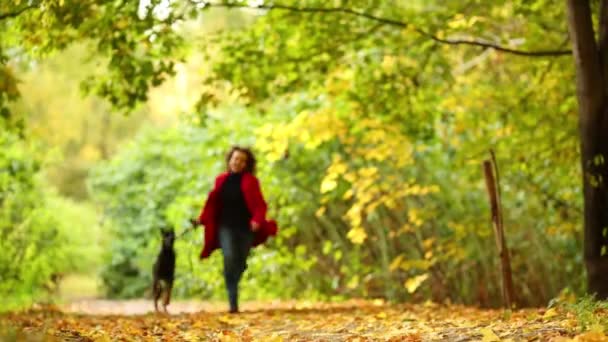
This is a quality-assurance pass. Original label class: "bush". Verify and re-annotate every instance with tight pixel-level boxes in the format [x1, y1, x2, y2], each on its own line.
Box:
[0, 130, 102, 311]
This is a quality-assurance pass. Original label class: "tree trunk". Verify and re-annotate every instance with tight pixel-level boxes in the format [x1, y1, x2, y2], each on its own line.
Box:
[483, 159, 515, 307]
[566, 0, 608, 299]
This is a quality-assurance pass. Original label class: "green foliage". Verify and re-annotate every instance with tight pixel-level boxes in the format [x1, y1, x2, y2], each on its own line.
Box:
[1, 0, 185, 118]
[88, 111, 317, 299]
[0, 130, 102, 311]
[81, 0, 583, 306]
[10, 43, 151, 200]
[553, 291, 608, 332]
[190, 0, 582, 307]
[0, 0, 592, 308]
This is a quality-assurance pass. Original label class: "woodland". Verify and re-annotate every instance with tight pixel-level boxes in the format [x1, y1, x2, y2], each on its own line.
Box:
[2, 0, 608, 340]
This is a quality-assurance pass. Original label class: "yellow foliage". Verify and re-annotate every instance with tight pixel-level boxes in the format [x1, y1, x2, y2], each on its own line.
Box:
[422, 238, 435, 250]
[447, 14, 482, 30]
[254, 101, 438, 246]
[2, 300, 599, 340]
[345, 204, 363, 228]
[448, 222, 467, 239]
[542, 308, 558, 319]
[347, 227, 367, 244]
[442, 241, 467, 262]
[399, 224, 414, 235]
[400, 259, 434, 271]
[408, 209, 424, 227]
[479, 327, 500, 342]
[315, 206, 326, 218]
[324, 68, 354, 95]
[79, 144, 101, 162]
[389, 255, 404, 272]
[381, 55, 397, 74]
[404, 273, 429, 293]
[320, 178, 338, 194]
[255, 122, 291, 162]
[572, 330, 608, 341]
[347, 275, 360, 289]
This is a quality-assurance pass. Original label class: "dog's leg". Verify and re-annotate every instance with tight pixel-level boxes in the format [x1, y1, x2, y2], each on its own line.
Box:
[162, 284, 172, 314]
[153, 279, 161, 313]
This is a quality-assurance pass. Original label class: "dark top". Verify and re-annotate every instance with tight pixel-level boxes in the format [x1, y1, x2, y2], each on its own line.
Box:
[218, 172, 251, 231]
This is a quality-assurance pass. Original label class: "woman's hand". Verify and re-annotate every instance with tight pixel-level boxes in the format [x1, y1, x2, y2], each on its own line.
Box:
[251, 221, 261, 232]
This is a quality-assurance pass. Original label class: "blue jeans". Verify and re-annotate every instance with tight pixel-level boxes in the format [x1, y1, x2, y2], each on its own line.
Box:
[218, 226, 253, 312]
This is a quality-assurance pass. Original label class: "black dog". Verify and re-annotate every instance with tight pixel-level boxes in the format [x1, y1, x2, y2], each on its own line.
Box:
[152, 229, 175, 314]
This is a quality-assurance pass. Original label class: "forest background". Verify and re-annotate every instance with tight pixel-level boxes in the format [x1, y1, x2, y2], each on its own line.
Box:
[0, 0, 590, 312]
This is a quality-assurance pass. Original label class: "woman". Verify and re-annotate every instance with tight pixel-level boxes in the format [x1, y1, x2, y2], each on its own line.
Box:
[195, 146, 277, 313]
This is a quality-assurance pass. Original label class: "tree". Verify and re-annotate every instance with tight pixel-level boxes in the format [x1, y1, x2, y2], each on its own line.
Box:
[566, 0, 608, 299]
[197, 0, 597, 299]
[3, 0, 607, 301]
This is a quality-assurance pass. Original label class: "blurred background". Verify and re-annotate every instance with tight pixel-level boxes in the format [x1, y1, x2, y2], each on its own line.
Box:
[0, 1, 582, 311]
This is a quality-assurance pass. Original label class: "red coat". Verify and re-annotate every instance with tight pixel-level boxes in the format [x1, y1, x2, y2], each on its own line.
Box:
[197, 172, 278, 259]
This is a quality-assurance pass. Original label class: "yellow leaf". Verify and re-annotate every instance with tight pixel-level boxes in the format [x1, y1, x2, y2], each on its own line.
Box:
[573, 330, 608, 341]
[376, 311, 387, 319]
[479, 327, 500, 342]
[218, 315, 235, 324]
[381, 55, 396, 74]
[262, 333, 285, 342]
[389, 255, 404, 272]
[358, 166, 378, 178]
[315, 206, 326, 218]
[543, 308, 558, 319]
[347, 227, 367, 244]
[422, 237, 435, 249]
[404, 273, 429, 293]
[372, 298, 385, 306]
[219, 330, 239, 342]
[320, 178, 338, 193]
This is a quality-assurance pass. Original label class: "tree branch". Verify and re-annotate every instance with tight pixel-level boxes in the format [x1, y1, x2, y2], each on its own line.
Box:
[421, 34, 570, 57]
[286, 23, 383, 63]
[0, 4, 38, 21]
[203, 2, 572, 57]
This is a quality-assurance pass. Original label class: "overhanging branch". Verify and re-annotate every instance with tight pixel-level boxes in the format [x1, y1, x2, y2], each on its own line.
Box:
[0, 4, 38, 21]
[423, 34, 570, 57]
[202, 2, 572, 57]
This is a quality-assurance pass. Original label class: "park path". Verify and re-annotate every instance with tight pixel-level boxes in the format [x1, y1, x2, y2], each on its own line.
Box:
[1, 299, 604, 341]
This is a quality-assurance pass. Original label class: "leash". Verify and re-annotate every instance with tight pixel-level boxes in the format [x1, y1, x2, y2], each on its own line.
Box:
[177, 219, 198, 239]
[178, 219, 199, 275]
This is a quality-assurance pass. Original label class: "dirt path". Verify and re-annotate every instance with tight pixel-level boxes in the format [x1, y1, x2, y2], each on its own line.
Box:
[0, 299, 601, 341]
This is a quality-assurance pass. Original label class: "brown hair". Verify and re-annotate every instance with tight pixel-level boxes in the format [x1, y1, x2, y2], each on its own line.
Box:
[225, 146, 256, 174]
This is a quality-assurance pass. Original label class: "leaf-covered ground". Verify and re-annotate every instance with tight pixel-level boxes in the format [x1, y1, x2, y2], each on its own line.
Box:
[1, 299, 607, 341]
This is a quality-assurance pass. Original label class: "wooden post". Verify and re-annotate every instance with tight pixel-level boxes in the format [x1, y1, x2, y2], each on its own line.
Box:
[483, 151, 515, 308]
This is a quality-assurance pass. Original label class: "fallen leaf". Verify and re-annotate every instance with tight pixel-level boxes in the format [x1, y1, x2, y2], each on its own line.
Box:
[543, 308, 559, 319]
[573, 330, 608, 342]
[479, 327, 500, 342]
